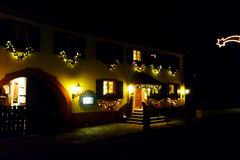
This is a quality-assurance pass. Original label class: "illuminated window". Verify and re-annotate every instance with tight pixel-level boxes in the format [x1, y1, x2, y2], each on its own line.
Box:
[96, 79, 123, 99]
[103, 80, 114, 95]
[169, 84, 174, 95]
[9, 77, 27, 106]
[133, 50, 142, 61]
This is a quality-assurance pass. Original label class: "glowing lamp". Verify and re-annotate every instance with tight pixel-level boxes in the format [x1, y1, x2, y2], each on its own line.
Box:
[128, 85, 135, 93]
[185, 89, 190, 94]
[71, 83, 82, 99]
[177, 88, 190, 95]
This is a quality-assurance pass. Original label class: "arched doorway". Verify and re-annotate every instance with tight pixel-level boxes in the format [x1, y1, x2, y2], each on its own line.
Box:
[0, 68, 71, 135]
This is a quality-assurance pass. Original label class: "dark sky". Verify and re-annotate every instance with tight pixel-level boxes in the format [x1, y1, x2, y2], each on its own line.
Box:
[1, 1, 239, 50]
[1, 0, 240, 106]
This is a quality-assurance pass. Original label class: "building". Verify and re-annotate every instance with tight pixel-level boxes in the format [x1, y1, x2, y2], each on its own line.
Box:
[0, 11, 188, 135]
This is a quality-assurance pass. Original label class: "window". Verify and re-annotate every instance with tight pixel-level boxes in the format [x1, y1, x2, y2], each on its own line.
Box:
[133, 49, 142, 61]
[1, 20, 41, 52]
[3, 77, 27, 106]
[96, 79, 123, 99]
[54, 32, 86, 58]
[96, 41, 123, 63]
[103, 80, 114, 95]
[168, 83, 180, 98]
[11, 23, 29, 43]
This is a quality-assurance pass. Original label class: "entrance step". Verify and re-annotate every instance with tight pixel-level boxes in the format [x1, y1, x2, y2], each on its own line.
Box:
[125, 109, 167, 124]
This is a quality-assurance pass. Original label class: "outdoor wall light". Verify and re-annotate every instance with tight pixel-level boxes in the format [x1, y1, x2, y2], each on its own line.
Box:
[127, 85, 135, 93]
[71, 83, 82, 99]
[177, 88, 190, 95]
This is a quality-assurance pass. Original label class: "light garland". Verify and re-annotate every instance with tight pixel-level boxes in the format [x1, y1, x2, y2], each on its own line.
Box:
[134, 84, 162, 90]
[97, 99, 122, 110]
[5, 40, 34, 61]
[59, 51, 81, 65]
[150, 64, 162, 74]
[132, 61, 146, 72]
[106, 59, 120, 71]
[168, 66, 177, 76]
[216, 35, 240, 48]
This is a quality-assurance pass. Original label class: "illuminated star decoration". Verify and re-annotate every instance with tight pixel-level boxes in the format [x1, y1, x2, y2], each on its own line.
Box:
[216, 35, 240, 48]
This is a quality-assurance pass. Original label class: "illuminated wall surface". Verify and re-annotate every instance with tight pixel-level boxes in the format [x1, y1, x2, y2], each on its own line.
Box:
[0, 12, 186, 114]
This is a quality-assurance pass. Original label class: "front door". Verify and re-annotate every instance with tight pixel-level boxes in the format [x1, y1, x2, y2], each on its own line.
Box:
[133, 88, 147, 110]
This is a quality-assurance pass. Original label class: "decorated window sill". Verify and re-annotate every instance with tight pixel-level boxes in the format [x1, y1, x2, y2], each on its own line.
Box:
[97, 93, 122, 111]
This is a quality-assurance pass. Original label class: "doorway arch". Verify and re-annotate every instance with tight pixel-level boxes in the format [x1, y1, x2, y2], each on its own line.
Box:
[0, 67, 71, 134]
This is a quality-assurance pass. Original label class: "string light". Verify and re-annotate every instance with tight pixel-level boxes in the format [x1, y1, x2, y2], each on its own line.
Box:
[150, 64, 162, 74]
[59, 51, 81, 65]
[97, 99, 122, 111]
[168, 66, 177, 76]
[97, 93, 122, 110]
[5, 40, 34, 61]
[106, 59, 120, 71]
[132, 61, 146, 72]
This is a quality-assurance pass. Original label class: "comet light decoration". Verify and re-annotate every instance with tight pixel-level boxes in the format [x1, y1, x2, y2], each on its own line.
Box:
[216, 35, 240, 48]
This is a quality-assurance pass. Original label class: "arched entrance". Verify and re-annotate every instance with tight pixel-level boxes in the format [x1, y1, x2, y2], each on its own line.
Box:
[0, 68, 71, 135]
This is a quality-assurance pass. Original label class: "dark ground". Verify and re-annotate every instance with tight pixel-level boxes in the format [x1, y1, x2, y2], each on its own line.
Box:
[0, 114, 240, 160]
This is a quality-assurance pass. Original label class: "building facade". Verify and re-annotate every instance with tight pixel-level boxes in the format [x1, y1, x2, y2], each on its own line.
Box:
[0, 11, 187, 134]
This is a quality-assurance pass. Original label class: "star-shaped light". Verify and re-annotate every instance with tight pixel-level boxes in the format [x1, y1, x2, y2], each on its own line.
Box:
[216, 38, 225, 48]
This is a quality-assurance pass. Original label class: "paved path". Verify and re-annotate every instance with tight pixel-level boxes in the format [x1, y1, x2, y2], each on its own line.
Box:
[0, 119, 186, 155]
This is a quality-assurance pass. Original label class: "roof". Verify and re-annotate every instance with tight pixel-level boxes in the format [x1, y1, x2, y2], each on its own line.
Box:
[130, 72, 162, 85]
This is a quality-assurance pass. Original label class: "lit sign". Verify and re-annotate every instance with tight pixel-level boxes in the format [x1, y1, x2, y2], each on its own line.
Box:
[216, 35, 240, 48]
[79, 90, 96, 109]
[82, 96, 94, 105]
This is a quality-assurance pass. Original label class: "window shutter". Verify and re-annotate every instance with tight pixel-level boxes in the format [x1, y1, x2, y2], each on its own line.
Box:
[76, 37, 86, 58]
[96, 79, 103, 99]
[162, 83, 168, 97]
[116, 81, 123, 98]
[115, 45, 123, 63]
[0, 19, 10, 44]
[96, 41, 103, 60]
[31, 27, 40, 52]
[54, 32, 65, 54]
[175, 84, 180, 98]
[127, 48, 133, 64]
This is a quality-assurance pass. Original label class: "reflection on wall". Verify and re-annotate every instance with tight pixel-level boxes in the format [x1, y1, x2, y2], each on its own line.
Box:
[10, 77, 27, 106]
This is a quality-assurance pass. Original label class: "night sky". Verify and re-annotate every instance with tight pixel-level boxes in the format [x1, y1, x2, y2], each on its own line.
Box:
[1, 0, 240, 107]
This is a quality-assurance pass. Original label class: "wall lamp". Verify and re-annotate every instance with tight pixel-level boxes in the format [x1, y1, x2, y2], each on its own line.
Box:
[71, 83, 82, 99]
[177, 88, 190, 95]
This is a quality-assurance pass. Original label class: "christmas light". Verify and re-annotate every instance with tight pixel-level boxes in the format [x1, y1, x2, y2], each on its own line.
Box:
[97, 99, 121, 110]
[150, 64, 162, 74]
[106, 59, 120, 71]
[168, 66, 177, 76]
[216, 35, 240, 47]
[59, 51, 81, 65]
[132, 61, 145, 72]
[5, 40, 34, 61]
